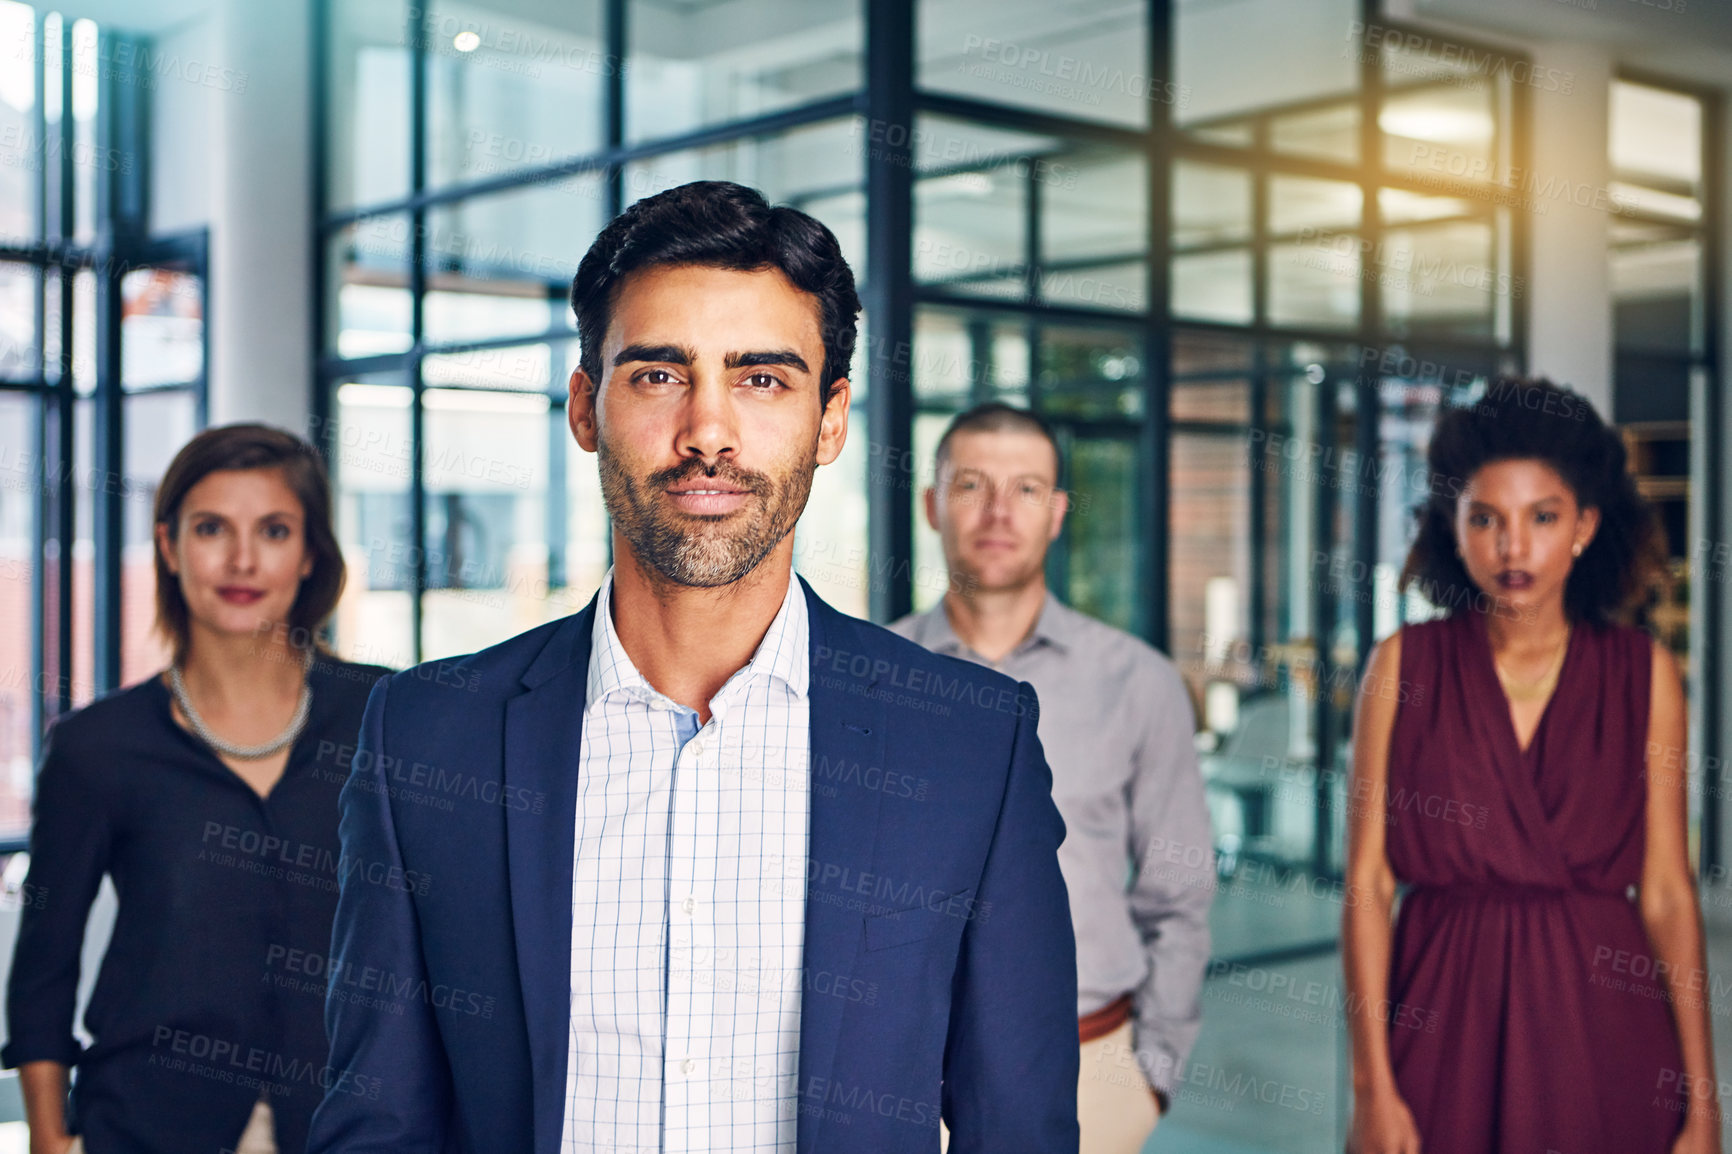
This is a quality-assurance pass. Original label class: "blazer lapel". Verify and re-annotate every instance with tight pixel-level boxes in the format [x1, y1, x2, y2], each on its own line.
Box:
[504, 597, 597, 1154]
[797, 585, 888, 1154]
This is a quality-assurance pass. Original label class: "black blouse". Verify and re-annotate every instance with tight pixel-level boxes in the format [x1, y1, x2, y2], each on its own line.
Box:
[3, 657, 389, 1154]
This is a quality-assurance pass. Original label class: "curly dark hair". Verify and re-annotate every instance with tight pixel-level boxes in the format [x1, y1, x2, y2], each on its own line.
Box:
[1399, 377, 1666, 625]
[569, 180, 860, 409]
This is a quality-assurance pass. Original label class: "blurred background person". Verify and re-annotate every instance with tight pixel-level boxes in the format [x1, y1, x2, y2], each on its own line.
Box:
[1343, 380, 1717, 1154]
[893, 403, 1214, 1153]
[2, 425, 389, 1154]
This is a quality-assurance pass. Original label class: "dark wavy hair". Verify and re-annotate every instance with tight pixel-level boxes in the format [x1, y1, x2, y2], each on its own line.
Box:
[154, 424, 345, 663]
[1399, 378, 1665, 625]
[569, 180, 861, 409]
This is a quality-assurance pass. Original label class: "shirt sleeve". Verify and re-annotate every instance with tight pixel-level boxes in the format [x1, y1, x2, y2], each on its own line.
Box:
[3, 720, 113, 1069]
[1124, 658, 1215, 1104]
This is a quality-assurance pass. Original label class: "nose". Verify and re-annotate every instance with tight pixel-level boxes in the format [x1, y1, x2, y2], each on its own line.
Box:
[678, 375, 739, 467]
[230, 529, 258, 574]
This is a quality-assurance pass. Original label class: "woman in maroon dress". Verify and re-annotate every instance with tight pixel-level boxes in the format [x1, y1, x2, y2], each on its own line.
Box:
[1343, 380, 1719, 1154]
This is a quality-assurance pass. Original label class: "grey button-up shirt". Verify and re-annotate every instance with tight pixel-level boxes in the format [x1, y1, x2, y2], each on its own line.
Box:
[891, 594, 1214, 1098]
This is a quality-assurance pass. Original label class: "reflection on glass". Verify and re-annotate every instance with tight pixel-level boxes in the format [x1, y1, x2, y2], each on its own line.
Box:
[332, 379, 414, 668]
[327, 2, 410, 210]
[625, 0, 860, 143]
[424, 177, 602, 346]
[427, 1, 605, 190]
[918, 0, 1150, 129]
[0, 392, 35, 839]
[1380, 79, 1496, 184]
[329, 217, 412, 358]
[121, 270, 203, 389]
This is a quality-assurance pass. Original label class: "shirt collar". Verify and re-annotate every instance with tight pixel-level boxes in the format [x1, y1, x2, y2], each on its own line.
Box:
[585, 567, 810, 714]
[912, 590, 1072, 663]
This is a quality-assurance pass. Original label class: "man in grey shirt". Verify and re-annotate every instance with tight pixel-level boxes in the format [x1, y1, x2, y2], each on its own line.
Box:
[891, 403, 1214, 1153]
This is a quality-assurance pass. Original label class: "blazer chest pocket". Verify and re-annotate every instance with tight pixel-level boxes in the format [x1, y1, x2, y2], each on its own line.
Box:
[864, 889, 976, 953]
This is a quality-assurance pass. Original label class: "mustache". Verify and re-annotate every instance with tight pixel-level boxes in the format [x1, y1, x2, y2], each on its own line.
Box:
[648, 458, 772, 495]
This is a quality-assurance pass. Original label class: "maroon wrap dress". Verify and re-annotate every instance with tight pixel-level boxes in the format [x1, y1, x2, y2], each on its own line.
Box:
[1383, 610, 1688, 1152]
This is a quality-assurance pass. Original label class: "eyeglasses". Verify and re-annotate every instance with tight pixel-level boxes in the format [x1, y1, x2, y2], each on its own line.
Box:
[945, 468, 1060, 510]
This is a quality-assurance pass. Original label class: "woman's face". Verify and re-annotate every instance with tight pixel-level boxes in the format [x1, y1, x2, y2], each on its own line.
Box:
[1453, 458, 1599, 618]
[156, 467, 313, 647]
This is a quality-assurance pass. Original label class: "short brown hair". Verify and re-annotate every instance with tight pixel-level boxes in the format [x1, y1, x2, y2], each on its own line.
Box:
[934, 402, 1065, 483]
[153, 424, 346, 662]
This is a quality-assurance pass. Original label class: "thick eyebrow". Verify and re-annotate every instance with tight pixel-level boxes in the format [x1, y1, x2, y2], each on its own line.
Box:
[1466, 495, 1566, 512]
[613, 343, 696, 368]
[724, 349, 810, 373]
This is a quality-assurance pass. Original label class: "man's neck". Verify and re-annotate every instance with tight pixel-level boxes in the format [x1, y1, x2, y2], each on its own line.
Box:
[942, 578, 1048, 665]
[609, 534, 795, 722]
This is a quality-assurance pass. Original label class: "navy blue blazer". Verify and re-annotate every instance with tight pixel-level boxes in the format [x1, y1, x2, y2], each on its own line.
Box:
[307, 581, 1079, 1154]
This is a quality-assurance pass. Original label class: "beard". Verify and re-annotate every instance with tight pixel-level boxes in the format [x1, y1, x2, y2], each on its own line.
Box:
[597, 435, 817, 589]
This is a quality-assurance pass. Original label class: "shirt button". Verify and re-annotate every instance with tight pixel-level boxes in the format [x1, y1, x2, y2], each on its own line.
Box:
[689, 739, 707, 757]
[681, 1057, 697, 1075]
[681, 895, 697, 916]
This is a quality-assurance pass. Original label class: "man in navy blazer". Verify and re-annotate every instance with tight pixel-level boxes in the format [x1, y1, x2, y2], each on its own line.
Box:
[308, 181, 1079, 1154]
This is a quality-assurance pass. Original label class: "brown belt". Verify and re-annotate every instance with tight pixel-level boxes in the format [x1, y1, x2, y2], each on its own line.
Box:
[1077, 993, 1133, 1044]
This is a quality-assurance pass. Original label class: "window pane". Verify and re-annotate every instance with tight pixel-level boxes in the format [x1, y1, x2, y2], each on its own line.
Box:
[1380, 72, 1497, 186]
[1173, 250, 1252, 325]
[328, 1, 410, 211]
[1380, 216, 1498, 340]
[919, 0, 1151, 129]
[1268, 177, 1362, 330]
[0, 391, 36, 840]
[424, 177, 603, 346]
[1035, 325, 1143, 422]
[1610, 80, 1701, 191]
[913, 117, 1062, 301]
[1040, 146, 1146, 312]
[330, 377, 414, 668]
[327, 216, 412, 358]
[625, 119, 864, 274]
[121, 389, 197, 687]
[625, 0, 860, 144]
[427, 1, 605, 191]
[1271, 101, 1359, 164]
[0, 263, 35, 380]
[121, 269, 203, 389]
[421, 388, 556, 660]
[1175, 0, 1357, 144]
[0, 1, 35, 242]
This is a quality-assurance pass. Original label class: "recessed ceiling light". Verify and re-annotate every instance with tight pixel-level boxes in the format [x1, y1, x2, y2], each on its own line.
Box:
[453, 30, 481, 52]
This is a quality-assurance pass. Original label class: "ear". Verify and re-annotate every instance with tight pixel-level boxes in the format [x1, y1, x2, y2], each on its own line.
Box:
[569, 366, 600, 453]
[1046, 488, 1070, 543]
[154, 520, 180, 576]
[923, 484, 940, 532]
[815, 378, 850, 467]
[1576, 504, 1602, 552]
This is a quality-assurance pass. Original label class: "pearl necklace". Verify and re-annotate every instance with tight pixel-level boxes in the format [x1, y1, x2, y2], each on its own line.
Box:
[170, 656, 313, 760]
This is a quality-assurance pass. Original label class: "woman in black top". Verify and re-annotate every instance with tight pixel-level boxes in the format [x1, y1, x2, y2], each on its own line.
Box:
[4, 425, 390, 1154]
